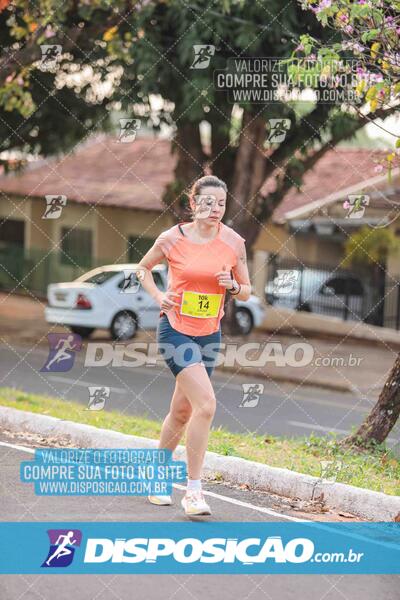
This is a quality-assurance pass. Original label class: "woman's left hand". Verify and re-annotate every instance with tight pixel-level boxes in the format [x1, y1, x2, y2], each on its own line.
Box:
[215, 264, 235, 289]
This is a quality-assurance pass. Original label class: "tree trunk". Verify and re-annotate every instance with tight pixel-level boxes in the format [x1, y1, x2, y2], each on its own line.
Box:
[221, 109, 268, 333]
[224, 109, 268, 237]
[341, 352, 400, 448]
[162, 120, 207, 222]
[208, 100, 237, 190]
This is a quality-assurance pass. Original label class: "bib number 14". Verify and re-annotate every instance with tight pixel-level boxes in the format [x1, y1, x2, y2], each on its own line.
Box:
[180, 291, 222, 318]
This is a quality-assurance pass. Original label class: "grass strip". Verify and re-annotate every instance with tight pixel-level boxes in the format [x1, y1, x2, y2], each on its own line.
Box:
[1, 387, 399, 496]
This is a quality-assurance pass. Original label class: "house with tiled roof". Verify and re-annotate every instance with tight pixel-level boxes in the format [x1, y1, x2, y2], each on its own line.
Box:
[252, 148, 400, 329]
[254, 148, 400, 258]
[0, 133, 175, 292]
[0, 134, 399, 328]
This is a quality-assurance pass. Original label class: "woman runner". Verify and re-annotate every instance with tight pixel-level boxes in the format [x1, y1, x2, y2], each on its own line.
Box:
[137, 175, 251, 516]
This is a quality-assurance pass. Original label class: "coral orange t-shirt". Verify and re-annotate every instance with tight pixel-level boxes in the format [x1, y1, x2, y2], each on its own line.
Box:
[154, 222, 246, 336]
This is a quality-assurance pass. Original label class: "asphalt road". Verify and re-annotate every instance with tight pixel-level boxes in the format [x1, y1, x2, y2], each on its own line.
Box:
[0, 434, 399, 599]
[1, 344, 399, 448]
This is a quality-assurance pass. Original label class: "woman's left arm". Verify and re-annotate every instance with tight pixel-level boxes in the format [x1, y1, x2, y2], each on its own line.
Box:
[231, 244, 251, 301]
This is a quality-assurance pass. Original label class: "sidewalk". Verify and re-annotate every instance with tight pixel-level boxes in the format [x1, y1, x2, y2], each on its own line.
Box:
[0, 291, 397, 396]
[231, 328, 397, 397]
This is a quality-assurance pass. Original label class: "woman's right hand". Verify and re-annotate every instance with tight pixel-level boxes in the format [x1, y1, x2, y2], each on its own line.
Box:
[158, 291, 180, 312]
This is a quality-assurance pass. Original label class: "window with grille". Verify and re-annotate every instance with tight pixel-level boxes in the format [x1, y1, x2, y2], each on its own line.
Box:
[0, 219, 24, 248]
[60, 227, 92, 267]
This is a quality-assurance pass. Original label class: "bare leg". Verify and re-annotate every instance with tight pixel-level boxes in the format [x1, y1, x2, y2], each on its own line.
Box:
[176, 364, 216, 480]
[158, 381, 192, 452]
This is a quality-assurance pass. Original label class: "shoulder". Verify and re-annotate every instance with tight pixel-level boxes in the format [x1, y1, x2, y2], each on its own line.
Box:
[219, 223, 246, 254]
[155, 224, 181, 256]
[156, 224, 180, 240]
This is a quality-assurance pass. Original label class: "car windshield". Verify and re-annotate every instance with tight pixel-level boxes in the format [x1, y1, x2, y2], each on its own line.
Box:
[76, 270, 120, 285]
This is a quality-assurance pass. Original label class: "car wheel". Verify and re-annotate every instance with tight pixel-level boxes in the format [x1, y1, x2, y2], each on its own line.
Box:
[111, 311, 138, 340]
[69, 326, 95, 338]
[235, 308, 254, 335]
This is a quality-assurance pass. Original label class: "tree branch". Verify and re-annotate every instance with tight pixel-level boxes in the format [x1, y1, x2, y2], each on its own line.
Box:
[251, 103, 400, 230]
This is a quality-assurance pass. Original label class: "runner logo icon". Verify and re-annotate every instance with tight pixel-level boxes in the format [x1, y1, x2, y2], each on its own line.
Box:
[41, 333, 82, 372]
[41, 529, 82, 568]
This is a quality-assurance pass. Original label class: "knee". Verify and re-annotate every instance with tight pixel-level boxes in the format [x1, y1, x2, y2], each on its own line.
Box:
[195, 393, 216, 420]
[171, 406, 192, 425]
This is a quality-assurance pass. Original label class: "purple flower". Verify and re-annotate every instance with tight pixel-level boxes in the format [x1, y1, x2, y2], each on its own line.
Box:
[312, 0, 331, 13]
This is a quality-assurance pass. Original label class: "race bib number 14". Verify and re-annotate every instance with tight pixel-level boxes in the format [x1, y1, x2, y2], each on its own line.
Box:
[180, 291, 223, 319]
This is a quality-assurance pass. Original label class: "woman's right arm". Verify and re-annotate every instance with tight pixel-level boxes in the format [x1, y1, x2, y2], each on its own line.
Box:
[137, 243, 179, 312]
[137, 244, 165, 305]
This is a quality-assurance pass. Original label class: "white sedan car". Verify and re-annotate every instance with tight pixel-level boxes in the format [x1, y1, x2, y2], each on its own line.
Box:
[45, 264, 265, 340]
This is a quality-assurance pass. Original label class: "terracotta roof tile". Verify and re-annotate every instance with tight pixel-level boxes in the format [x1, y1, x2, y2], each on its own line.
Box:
[0, 134, 175, 212]
[0, 136, 389, 224]
[264, 148, 390, 222]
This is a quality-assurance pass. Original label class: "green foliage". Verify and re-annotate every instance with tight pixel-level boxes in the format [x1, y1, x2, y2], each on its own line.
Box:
[291, 0, 399, 167]
[0, 77, 34, 116]
[0, 0, 395, 222]
[343, 226, 400, 267]
[0, 0, 328, 155]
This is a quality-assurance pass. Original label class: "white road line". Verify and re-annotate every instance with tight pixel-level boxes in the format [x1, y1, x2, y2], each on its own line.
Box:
[289, 421, 398, 444]
[289, 421, 352, 435]
[173, 483, 305, 522]
[44, 374, 250, 397]
[0, 441, 305, 522]
[3, 441, 398, 549]
[7, 370, 370, 411]
[47, 376, 127, 394]
[47, 372, 244, 393]
[0, 440, 35, 454]
[288, 395, 368, 411]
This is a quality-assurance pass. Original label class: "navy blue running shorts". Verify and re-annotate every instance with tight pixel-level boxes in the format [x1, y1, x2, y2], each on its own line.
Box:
[156, 314, 222, 378]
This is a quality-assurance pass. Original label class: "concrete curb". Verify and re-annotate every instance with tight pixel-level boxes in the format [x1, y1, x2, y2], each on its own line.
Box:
[1, 406, 399, 521]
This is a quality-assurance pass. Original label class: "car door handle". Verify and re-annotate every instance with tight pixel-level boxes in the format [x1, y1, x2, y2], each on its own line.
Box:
[137, 295, 143, 301]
